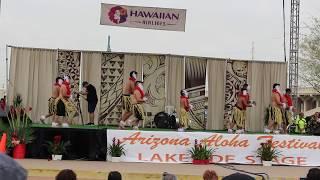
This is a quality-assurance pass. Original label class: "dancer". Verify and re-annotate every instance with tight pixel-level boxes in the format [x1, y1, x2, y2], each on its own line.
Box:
[265, 83, 286, 134]
[119, 71, 137, 129]
[55, 76, 77, 127]
[283, 88, 294, 132]
[80, 81, 98, 125]
[41, 77, 63, 125]
[131, 81, 147, 130]
[228, 88, 255, 134]
[179, 89, 192, 130]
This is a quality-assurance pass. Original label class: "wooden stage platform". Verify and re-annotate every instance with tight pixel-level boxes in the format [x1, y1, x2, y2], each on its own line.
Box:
[18, 159, 311, 180]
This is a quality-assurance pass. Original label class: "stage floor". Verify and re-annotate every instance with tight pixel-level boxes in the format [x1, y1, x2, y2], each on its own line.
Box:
[18, 159, 311, 180]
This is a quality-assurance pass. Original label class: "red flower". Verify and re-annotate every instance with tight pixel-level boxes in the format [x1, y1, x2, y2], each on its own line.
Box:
[53, 135, 62, 144]
[29, 107, 32, 111]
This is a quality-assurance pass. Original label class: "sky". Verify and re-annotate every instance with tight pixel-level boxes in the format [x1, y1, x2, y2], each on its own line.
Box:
[0, 0, 320, 89]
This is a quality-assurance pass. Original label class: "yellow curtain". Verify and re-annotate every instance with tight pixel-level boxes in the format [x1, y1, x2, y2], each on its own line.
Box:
[165, 55, 185, 114]
[247, 62, 287, 132]
[8, 47, 57, 122]
[80, 52, 102, 125]
[207, 59, 226, 130]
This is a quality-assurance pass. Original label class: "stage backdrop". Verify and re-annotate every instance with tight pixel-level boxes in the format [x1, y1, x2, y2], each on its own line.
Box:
[246, 62, 288, 132]
[8, 46, 287, 131]
[57, 50, 81, 103]
[80, 52, 102, 125]
[99, 53, 124, 125]
[185, 57, 207, 129]
[107, 129, 319, 166]
[142, 55, 166, 126]
[8, 47, 57, 122]
[165, 56, 185, 117]
[223, 60, 248, 127]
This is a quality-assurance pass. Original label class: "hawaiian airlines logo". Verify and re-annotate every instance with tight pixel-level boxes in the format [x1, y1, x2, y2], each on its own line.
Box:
[108, 6, 128, 24]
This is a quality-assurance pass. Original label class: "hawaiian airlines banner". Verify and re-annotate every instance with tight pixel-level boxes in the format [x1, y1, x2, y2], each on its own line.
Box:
[100, 3, 186, 31]
[107, 130, 320, 166]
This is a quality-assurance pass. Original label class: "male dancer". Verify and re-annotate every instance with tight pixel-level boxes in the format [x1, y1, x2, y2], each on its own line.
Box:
[55, 76, 77, 127]
[228, 88, 255, 134]
[119, 71, 137, 129]
[283, 88, 294, 131]
[179, 89, 192, 130]
[40, 77, 63, 125]
[131, 81, 147, 130]
[265, 83, 286, 134]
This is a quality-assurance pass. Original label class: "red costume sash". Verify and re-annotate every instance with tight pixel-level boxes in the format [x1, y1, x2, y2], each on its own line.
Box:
[284, 94, 293, 107]
[0, 102, 5, 111]
[180, 96, 190, 111]
[63, 81, 71, 98]
[135, 86, 145, 99]
[129, 77, 136, 82]
[272, 89, 284, 103]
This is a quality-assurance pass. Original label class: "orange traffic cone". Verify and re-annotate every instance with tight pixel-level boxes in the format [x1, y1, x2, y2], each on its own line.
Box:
[0, 133, 7, 153]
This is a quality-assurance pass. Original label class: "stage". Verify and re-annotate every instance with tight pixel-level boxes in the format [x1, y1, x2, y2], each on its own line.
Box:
[19, 159, 310, 180]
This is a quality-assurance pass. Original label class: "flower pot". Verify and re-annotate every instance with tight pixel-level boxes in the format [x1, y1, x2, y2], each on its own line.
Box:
[13, 144, 26, 159]
[262, 160, 272, 166]
[52, 155, 63, 161]
[192, 159, 210, 165]
[111, 157, 121, 162]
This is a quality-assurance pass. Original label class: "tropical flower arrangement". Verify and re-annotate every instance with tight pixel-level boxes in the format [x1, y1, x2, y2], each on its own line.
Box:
[108, 137, 126, 157]
[6, 95, 34, 159]
[188, 139, 215, 165]
[256, 140, 281, 166]
[46, 135, 71, 155]
[45, 135, 71, 160]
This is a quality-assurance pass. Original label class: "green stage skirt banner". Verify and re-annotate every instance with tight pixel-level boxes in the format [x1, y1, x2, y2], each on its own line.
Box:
[107, 129, 320, 166]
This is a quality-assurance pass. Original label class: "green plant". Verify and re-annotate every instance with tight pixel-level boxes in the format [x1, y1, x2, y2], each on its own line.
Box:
[45, 135, 71, 155]
[108, 137, 125, 157]
[7, 96, 34, 147]
[188, 139, 215, 160]
[256, 140, 281, 161]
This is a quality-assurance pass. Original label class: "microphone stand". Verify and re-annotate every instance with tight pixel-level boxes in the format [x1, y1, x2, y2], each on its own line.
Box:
[76, 94, 84, 125]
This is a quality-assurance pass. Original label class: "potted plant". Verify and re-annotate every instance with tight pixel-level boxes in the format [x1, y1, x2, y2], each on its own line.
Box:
[7, 95, 34, 159]
[256, 140, 281, 166]
[188, 139, 215, 165]
[45, 135, 71, 160]
[107, 137, 125, 162]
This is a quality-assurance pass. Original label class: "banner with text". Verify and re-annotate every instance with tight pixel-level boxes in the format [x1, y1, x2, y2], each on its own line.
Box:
[107, 130, 320, 166]
[100, 3, 186, 31]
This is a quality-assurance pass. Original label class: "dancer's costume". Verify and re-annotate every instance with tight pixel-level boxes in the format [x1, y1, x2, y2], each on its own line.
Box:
[132, 86, 145, 121]
[48, 83, 60, 115]
[283, 93, 293, 125]
[180, 96, 191, 128]
[268, 90, 284, 125]
[232, 92, 250, 129]
[122, 77, 136, 113]
[55, 81, 77, 119]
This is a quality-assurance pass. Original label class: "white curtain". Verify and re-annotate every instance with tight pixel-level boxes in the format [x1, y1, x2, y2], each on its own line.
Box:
[247, 62, 287, 131]
[80, 52, 102, 125]
[165, 55, 185, 114]
[207, 59, 226, 130]
[8, 47, 57, 122]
